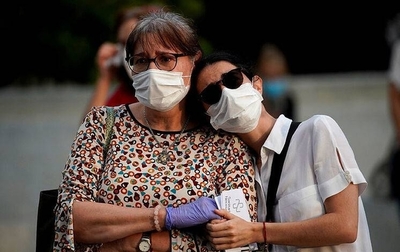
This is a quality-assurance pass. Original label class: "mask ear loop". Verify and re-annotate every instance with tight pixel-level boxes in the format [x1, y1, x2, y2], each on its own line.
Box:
[184, 56, 195, 75]
[182, 57, 195, 85]
[251, 75, 258, 86]
[251, 75, 263, 94]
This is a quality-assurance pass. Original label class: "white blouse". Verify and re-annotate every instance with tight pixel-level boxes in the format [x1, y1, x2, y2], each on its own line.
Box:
[255, 114, 372, 251]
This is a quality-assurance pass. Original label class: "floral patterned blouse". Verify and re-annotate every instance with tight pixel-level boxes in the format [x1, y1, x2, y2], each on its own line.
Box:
[53, 105, 257, 251]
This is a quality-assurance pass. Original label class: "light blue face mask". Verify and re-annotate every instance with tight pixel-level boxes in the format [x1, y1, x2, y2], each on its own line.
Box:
[262, 79, 288, 99]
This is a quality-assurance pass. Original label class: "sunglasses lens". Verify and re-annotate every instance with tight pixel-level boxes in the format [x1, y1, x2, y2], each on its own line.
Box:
[199, 68, 243, 105]
[222, 68, 243, 89]
[200, 84, 222, 104]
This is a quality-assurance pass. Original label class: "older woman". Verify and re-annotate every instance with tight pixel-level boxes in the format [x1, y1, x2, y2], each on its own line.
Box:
[53, 11, 257, 252]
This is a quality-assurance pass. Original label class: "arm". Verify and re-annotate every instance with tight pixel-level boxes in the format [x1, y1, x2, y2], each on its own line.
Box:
[74, 204, 172, 252]
[72, 201, 163, 243]
[55, 107, 164, 250]
[388, 41, 400, 144]
[96, 198, 220, 252]
[207, 183, 359, 249]
[389, 82, 400, 144]
[74, 196, 219, 242]
[100, 231, 171, 252]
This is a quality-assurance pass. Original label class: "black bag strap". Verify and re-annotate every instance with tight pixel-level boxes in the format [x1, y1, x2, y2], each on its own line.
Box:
[266, 121, 301, 222]
[36, 189, 58, 252]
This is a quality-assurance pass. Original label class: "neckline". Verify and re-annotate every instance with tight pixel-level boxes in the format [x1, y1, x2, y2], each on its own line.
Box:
[143, 109, 190, 164]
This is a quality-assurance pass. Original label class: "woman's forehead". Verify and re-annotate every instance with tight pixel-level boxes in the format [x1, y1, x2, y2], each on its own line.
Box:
[133, 43, 172, 56]
[197, 62, 236, 89]
[132, 33, 178, 54]
[201, 62, 236, 80]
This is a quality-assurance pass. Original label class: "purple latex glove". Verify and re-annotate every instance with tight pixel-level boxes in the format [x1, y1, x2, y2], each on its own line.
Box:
[165, 197, 220, 230]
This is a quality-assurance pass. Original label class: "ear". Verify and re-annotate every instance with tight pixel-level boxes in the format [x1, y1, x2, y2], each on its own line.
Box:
[193, 50, 203, 63]
[252, 75, 263, 94]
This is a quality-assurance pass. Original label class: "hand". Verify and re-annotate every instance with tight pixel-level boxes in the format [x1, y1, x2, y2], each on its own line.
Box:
[165, 197, 220, 230]
[206, 209, 257, 250]
[96, 42, 119, 78]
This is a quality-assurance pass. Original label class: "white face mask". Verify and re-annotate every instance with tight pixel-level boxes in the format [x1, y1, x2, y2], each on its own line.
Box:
[132, 69, 190, 112]
[207, 83, 263, 133]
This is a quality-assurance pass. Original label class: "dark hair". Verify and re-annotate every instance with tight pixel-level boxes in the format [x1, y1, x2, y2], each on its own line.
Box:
[191, 51, 254, 87]
[188, 51, 255, 121]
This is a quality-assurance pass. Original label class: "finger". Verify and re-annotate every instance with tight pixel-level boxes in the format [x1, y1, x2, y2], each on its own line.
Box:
[209, 218, 226, 224]
[214, 209, 237, 220]
[207, 234, 233, 250]
[206, 220, 232, 236]
[206, 221, 225, 233]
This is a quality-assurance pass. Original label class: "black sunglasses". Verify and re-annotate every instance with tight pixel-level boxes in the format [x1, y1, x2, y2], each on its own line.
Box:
[199, 68, 243, 104]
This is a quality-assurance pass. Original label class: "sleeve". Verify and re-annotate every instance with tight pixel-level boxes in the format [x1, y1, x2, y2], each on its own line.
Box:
[169, 132, 258, 251]
[53, 106, 109, 251]
[215, 132, 258, 222]
[312, 115, 367, 202]
[170, 229, 215, 251]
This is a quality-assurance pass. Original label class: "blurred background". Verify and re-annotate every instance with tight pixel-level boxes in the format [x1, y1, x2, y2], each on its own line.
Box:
[2, 0, 400, 251]
[4, 1, 399, 86]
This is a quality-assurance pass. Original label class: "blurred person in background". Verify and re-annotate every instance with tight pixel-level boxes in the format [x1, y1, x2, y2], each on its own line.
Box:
[387, 12, 400, 219]
[83, 4, 163, 118]
[255, 43, 297, 120]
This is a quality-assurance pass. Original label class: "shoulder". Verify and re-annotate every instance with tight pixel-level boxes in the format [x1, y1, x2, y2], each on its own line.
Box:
[83, 105, 129, 127]
[83, 106, 108, 125]
[302, 115, 339, 130]
[298, 115, 350, 147]
[216, 129, 253, 153]
[299, 115, 345, 139]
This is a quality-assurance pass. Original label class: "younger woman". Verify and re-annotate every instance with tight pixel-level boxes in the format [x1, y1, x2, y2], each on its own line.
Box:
[190, 51, 373, 251]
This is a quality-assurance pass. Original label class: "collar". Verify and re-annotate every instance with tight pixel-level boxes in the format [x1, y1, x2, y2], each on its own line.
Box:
[263, 114, 292, 155]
